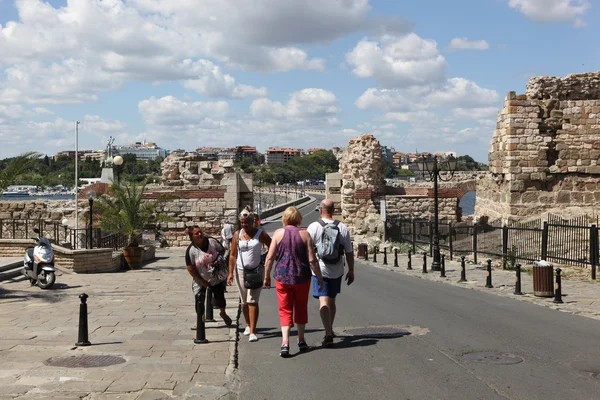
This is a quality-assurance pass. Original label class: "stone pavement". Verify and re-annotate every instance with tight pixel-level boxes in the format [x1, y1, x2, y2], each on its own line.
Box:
[361, 249, 600, 321]
[0, 248, 239, 400]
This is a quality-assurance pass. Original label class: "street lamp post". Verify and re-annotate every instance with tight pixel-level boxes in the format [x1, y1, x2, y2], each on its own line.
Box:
[417, 155, 457, 271]
[62, 218, 69, 245]
[113, 155, 123, 184]
[86, 190, 97, 249]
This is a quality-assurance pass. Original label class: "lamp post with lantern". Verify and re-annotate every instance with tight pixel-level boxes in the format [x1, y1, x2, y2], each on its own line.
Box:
[61, 218, 69, 245]
[416, 154, 457, 271]
[86, 190, 97, 249]
[113, 155, 124, 184]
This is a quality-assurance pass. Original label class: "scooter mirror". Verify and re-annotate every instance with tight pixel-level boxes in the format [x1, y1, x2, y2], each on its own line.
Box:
[33, 228, 40, 234]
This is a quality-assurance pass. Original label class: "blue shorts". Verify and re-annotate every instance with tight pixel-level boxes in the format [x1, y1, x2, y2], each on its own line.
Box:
[312, 276, 342, 299]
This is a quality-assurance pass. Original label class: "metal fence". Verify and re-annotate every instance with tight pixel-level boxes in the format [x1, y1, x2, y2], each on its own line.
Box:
[0, 219, 128, 251]
[386, 214, 599, 271]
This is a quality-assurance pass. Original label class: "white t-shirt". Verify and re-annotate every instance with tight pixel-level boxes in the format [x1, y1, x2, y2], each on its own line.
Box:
[235, 229, 264, 270]
[307, 218, 353, 279]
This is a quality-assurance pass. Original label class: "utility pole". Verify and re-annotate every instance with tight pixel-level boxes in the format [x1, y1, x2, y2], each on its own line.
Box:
[75, 121, 80, 237]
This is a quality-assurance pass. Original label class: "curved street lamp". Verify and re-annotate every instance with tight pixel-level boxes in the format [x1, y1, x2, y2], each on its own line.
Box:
[86, 189, 97, 249]
[417, 154, 457, 271]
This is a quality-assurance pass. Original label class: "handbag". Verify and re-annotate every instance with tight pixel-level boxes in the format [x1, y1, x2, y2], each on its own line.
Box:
[238, 231, 263, 289]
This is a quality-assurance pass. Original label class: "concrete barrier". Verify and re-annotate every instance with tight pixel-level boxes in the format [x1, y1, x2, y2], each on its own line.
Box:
[259, 196, 312, 219]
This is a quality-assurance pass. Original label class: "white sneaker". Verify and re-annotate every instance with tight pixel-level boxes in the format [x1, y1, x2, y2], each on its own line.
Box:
[243, 326, 251, 336]
[249, 334, 258, 342]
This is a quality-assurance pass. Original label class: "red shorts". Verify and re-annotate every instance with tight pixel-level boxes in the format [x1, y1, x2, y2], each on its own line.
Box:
[275, 279, 311, 327]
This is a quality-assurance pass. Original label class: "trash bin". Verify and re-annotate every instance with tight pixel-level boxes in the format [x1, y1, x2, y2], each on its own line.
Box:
[357, 243, 367, 259]
[533, 260, 554, 297]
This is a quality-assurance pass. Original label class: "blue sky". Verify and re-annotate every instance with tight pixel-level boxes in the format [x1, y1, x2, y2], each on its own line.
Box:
[0, 0, 597, 162]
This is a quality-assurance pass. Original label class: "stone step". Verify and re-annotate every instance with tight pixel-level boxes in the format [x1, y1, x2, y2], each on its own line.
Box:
[0, 262, 25, 282]
[0, 260, 22, 273]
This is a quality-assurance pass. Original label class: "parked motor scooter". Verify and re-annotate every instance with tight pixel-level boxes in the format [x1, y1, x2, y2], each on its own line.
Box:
[23, 228, 56, 289]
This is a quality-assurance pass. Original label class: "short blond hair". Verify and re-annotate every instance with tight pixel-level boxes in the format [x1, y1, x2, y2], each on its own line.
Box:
[282, 206, 302, 226]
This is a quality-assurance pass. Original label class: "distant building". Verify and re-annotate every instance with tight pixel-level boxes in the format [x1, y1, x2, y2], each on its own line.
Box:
[265, 147, 302, 165]
[196, 147, 220, 160]
[381, 146, 394, 162]
[306, 148, 325, 155]
[53, 150, 94, 161]
[115, 141, 167, 160]
[236, 145, 258, 159]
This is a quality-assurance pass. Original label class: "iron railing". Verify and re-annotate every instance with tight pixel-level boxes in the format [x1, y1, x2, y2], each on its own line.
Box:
[385, 214, 599, 270]
[0, 219, 128, 251]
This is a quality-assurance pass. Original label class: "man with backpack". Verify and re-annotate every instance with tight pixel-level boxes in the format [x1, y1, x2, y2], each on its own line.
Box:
[307, 198, 355, 347]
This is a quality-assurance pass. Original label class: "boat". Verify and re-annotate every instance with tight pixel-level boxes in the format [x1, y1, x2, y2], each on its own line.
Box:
[2, 190, 30, 196]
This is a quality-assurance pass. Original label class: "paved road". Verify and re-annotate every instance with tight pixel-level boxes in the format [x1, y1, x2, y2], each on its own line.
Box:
[236, 200, 600, 400]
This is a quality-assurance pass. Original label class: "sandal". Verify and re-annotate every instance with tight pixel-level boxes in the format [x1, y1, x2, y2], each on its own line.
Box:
[280, 344, 290, 358]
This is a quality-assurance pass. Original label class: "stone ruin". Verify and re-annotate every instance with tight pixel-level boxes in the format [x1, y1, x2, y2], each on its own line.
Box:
[161, 153, 235, 186]
[339, 135, 386, 242]
[338, 134, 475, 245]
[476, 72, 600, 221]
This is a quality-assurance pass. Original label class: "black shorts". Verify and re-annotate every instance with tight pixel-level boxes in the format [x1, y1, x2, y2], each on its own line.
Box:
[195, 281, 227, 312]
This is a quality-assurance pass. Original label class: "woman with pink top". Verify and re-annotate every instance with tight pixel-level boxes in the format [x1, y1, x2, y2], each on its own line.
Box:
[264, 206, 324, 357]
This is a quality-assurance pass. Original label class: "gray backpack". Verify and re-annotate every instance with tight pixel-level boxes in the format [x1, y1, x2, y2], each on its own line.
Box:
[316, 219, 344, 263]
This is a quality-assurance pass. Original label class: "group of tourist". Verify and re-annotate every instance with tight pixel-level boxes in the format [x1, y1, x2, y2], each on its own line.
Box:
[184, 199, 355, 357]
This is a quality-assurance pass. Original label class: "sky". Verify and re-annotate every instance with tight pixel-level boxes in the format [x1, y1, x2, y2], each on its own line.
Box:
[0, 0, 598, 162]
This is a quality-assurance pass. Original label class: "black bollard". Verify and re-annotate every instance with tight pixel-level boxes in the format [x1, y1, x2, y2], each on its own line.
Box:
[459, 256, 466, 282]
[485, 259, 494, 288]
[373, 247, 378, 263]
[553, 268, 564, 304]
[422, 252, 428, 274]
[514, 264, 523, 295]
[407, 250, 412, 270]
[441, 254, 446, 278]
[383, 248, 388, 265]
[394, 248, 399, 268]
[364, 246, 369, 261]
[76, 293, 91, 346]
[194, 294, 208, 344]
[205, 287, 215, 322]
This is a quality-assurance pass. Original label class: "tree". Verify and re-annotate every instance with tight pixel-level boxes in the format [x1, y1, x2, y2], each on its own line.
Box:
[382, 159, 397, 178]
[94, 180, 171, 248]
[0, 152, 41, 191]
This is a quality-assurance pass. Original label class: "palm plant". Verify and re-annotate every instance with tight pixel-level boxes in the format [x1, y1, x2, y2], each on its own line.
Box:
[0, 152, 41, 191]
[94, 180, 171, 248]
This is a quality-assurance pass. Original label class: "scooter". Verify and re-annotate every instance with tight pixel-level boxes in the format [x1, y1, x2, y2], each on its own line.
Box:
[23, 228, 56, 289]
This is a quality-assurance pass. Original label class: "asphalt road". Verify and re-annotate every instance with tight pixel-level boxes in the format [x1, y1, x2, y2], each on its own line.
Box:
[236, 198, 600, 399]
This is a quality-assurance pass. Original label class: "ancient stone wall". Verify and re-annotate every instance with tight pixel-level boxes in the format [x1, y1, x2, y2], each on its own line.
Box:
[0, 154, 252, 249]
[477, 72, 600, 221]
[381, 196, 458, 221]
[340, 135, 385, 244]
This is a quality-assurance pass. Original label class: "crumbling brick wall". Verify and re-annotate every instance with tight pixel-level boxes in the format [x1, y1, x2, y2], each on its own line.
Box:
[477, 72, 600, 221]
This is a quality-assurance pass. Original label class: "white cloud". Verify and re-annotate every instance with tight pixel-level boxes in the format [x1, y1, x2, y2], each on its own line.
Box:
[424, 78, 501, 109]
[0, 0, 326, 105]
[0, 60, 120, 104]
[355, 88, 416, 112]
[346, 33, 447, 88]
[250, 88, 339, 122]
[355, 79, 500, 112]
[447, 37, 490, 51]
[508, 0, 590, 27]
[0, 0, 369, 73]
[137, 90, 344, 151]
[138, 96, 231, 128]
[128, 0, 374, 47]
[452, 107, 499, 121]
[0, 113, 129, 158]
